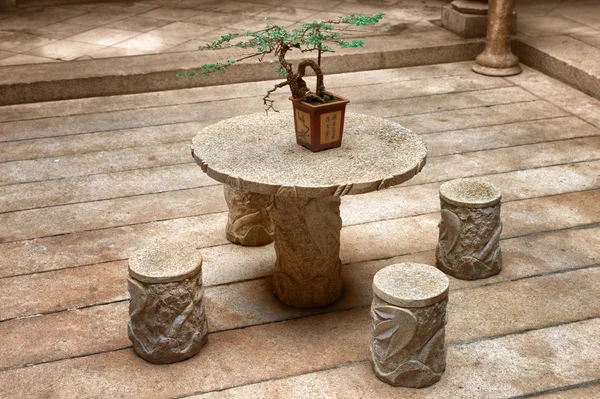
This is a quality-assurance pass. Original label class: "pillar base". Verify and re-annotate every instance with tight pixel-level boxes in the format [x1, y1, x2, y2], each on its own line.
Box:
[472, 63, 522, 76]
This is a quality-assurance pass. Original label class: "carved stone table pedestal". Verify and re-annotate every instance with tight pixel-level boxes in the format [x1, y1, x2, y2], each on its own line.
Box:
[370, 263, 449, 388]
[272, 195, 343, 308]
[436, 179, 503, 280]
[224, 185, 274, 246]
[473, 0, 522, 76]
[192, 112, 427, 308]
[127, 243, 208, 364]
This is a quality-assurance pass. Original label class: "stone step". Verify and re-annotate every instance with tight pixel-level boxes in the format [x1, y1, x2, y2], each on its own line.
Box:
[515, 35, 600, 100]
[1, 270, 598, 396]
[0, 29, 485, 106]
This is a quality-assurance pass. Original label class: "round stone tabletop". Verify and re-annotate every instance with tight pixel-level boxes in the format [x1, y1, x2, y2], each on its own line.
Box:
[373, 263, 449, 308]
[129, 242, 203, 284]
[191, 112, 427, 198]
[439, 179, 502, 208]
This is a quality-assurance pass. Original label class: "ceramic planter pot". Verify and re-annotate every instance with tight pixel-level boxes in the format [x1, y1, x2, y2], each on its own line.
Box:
[290, 94, 350, 152]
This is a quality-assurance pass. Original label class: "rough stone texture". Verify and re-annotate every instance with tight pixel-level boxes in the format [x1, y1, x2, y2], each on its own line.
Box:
[372, 263, 449, 308]
[370, 263, 449, 388]
[191, 112, 427, 198]
[224, 185, 274, 246]
[272, 195, 342, 308]
[473, 0, 522, 76]
[436, 180, 503, 280]
[128, 244, 207, 363]
[192, 112, 425, 307]
[452, 0, 489, 15]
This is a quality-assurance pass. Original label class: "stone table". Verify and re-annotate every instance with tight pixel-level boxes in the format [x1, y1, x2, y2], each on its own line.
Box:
[191, 112, 427, 308]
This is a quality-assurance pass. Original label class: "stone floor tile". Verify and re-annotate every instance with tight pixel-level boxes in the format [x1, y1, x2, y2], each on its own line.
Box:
[61, 11, 131, 27]
[0, 33, 55, 52]
[0, 98, 261, 142]
[95, 2, 160, 15]
[506, 66, 600, 129]
[423, 116, 599, 157]
[535, 384, 600, 398]
[448, 267, 600, 343]
[518, 16, 589, 37]
[255, 6, 321, 22]
[111, 31, 190, 52]
[0, 121, 210, 163]
[0, 62, 474, 123]
[0, 184, 224, 242]
[0, 163, 213, 213]
[0, 141, 191, 185]
[211, 1, 272, 16]
[149, 21, 219, 39]
[0, 16, 52, 30]
[186, 319, 600, 398]
[0, 260, 128, 322]
[409, 136, 600, 187]
[137, 6, 202, 21]
[394, 100, 567, 133]
[87, 45, 153, 59]
[0, 50, 15, 60]
[0, 308, 371, 398]
[0, 302, 130, 370]
[161, 39, 207, 53]
[0, 212, 228, 277]
[103, 15, 171, 32]
[24, 40, 106, 61]
[570, 30, 600, 49]
[68, 27, 141, 46]
[29, 21, 94, 40]
[185, 11, 262, 28]
[352, 86, 534, 117]
[0, 53, 58, 66]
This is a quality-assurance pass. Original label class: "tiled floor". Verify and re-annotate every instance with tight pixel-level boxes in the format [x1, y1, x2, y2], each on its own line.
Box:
[0, 60, 599, 397]
[0, 0, 449, 65]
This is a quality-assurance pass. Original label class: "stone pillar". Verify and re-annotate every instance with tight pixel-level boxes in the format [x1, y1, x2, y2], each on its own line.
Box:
[127, 243, 208, 364]
[224, 185, 274, 246]
[473, 0, 522, 76]
[436, 179, 502, 280]
[272, 195, 343, 308]
[370, 263, 449, 388]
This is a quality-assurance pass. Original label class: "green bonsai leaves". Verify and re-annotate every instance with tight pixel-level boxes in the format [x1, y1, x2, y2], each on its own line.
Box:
[177, 13, 386, 109]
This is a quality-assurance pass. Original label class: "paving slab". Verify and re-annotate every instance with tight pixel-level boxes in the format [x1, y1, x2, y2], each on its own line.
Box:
[394, 100, 567, 133]
[0, 163, 213, 213]
[0, 120, 211, 163]
[0, 62, 476, 123]
[0, 141, 192, 185]
[0, 185, 224, 242]
[186, 318, 600, 399]
[506, 66, 600, 129]
[2, 266, 599, 386]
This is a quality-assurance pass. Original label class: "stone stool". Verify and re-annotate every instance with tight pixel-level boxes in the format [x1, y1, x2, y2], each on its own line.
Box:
[127, 243, 208, 364]
[436, 179, 502, 280]
[370, 263, 449, 388]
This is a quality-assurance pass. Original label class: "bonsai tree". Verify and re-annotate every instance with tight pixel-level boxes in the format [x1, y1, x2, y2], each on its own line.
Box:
[177, 13, 387, 112]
